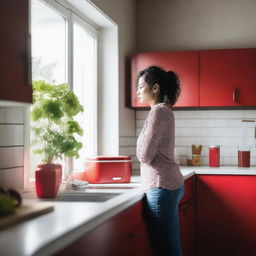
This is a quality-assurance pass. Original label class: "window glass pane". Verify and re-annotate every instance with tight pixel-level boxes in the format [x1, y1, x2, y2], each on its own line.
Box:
[31, 0, 66, 84]
[30, 0, 67, 178]
[73, 22, 97, 172]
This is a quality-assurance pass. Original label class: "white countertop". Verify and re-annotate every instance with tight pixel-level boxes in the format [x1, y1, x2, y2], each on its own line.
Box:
[180, 165, 256, 175]
[1, 167, 256, 256]
[0, 179, 144, 256]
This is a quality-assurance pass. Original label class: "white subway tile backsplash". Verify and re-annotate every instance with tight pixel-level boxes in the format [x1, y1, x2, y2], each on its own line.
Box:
[136, 128, 143, 136]
[136, 120, 145, 128]
[0, 108, 4, 123]
[0, 125, 24, 146]
[0, 168, 24, 191]
[226, 119, 243, 128]
[0, 147, 24, 169]
[136, 109, 256, 166]
[131, 155, 139, 162]
[175, 119, 189, 127]
[132, 162, 140, 170]
[119, 136, 137, 147]
[250, 147, 256, 155]
[243, 110, 256, 119]
[207, 128, 241, 137]
[245, 128, 255, 137]
[4, 107, 24, 123]
[175, 146, 188, 156]
[136, 110, 149, 119]
[119, 146, 136, 156]
[208, 110, 243, 119]
[0, 107, 25, 190]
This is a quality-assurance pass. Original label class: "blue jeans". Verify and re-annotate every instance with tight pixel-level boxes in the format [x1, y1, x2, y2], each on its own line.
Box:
[143, 185, 185, 256]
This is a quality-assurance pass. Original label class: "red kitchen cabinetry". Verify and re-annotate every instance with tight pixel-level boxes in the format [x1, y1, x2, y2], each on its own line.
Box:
[179, 202, 195, 256]
[0, 0, 32, 103]
[54, 200, 151, 256]
[179, 175, 195, 256]
[200, 48, 256, 107]
[130, 48, 256, 108]
[131, 51, 200, 108]
[196, 175, 256, 256]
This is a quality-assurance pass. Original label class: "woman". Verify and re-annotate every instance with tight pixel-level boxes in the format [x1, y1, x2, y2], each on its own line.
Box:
[136, 66, 184, 256]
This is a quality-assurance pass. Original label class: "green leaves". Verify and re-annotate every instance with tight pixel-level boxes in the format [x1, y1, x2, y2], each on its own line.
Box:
[63, 91, 84, 117]
[31, 80, 84, 164]
[31, 107, 42, 121]
[42, 100, 63, 121]
[66, 120, 83, 136]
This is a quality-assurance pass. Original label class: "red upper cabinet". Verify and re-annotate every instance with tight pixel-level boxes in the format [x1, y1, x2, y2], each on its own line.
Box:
[131, 51, 200, 108]
[200, 49, 256, 107]
[0, 0, 32, 104]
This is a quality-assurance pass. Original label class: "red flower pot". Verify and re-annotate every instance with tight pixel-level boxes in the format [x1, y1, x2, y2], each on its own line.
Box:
[35, 164, 62, 198]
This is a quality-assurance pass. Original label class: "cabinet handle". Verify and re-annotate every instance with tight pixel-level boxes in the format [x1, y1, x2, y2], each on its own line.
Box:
[233, 88, 238, 103]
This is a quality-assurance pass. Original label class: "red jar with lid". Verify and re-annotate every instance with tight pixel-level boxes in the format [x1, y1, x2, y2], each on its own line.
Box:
[209, 145, 220, 167]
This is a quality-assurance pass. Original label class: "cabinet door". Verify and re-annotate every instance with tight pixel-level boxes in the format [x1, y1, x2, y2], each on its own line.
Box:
[200, 49, 256, 107]
[0, 0, 32, 103]
[54, 200, 148, 256]
[131, 51, 200, 108]
[196, 175, 256, 256]
[129, 221, 151, 256]
[180, 175, 195, 205]
[179, 202, 195, 256]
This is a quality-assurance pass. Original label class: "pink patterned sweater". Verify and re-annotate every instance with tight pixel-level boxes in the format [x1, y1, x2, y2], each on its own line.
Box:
[136, 103, 184, 191]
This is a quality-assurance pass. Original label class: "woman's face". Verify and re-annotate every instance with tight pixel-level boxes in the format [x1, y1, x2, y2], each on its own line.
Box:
[137, 76, 155, 105]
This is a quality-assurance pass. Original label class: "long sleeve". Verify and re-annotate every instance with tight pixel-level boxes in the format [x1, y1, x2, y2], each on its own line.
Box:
[137, 107, 168, 164]
[136, 103, 184, 191]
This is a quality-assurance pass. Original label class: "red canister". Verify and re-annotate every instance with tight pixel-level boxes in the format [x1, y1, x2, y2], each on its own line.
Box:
[209, 145, 220, 167]
[238, 150, 250, 167]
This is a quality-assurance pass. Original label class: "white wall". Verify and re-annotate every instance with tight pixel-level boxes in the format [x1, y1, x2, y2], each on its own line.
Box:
[90, 0, 137, 161]
[137, 0, 256, 52]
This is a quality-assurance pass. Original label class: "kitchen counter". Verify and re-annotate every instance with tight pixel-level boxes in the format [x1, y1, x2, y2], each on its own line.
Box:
[0, 167, 255, 256]
[180, 165, 256, 175]
[0, 178, 144, 256]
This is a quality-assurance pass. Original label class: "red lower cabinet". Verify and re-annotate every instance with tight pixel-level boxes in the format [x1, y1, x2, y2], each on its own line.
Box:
[54, 200, 151, 256]
[129, 221, 152, 256]
[179, 175, 196, 256]
[179, 201, 195, 256]
[196, 175, 256, 256]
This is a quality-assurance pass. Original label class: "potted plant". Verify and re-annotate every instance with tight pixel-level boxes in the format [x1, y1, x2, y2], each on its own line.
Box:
[31, 80, 84, 198]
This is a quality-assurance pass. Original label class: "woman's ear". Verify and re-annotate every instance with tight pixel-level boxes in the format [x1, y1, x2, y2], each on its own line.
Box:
[153, 83, 160, 93]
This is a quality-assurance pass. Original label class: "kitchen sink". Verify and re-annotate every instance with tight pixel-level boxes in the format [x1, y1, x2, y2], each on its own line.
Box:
[41, 192, 123, 202]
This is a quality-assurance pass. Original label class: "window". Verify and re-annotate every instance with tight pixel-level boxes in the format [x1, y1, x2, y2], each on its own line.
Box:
[73, 17, 97, 172]
[31, 0, 67, 84]
[29, 0, 97, 179]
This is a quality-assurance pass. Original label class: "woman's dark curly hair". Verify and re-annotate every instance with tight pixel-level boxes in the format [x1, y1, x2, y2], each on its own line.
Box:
[137, 66, 181, 106]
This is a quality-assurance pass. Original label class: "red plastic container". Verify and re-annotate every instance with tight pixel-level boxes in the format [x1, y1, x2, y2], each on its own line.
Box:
[35, 164, 62, 198]
[209, 145, 220, 167]
[72, 156, 132, 184]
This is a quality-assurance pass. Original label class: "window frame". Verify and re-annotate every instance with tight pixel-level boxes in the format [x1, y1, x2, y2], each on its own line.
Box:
[24, 0, 98, 189]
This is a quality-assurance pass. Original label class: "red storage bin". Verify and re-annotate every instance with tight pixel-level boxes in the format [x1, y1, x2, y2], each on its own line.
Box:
[73, 156, 132, 184]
